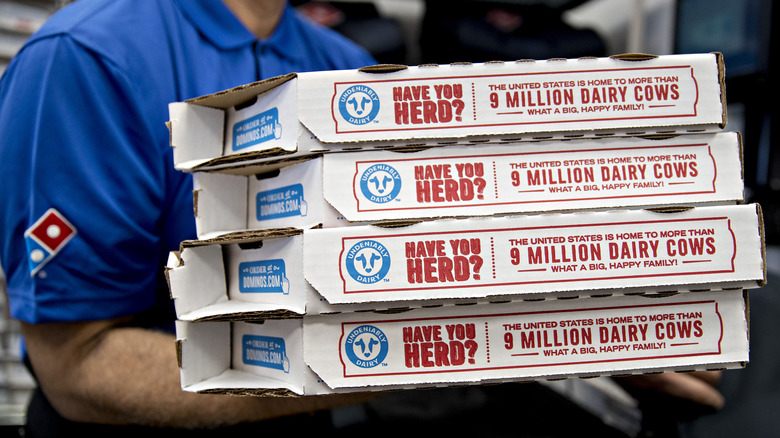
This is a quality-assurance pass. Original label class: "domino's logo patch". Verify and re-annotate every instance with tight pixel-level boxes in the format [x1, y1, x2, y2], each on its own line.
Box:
[24, 208, 77, 276]
[344, 325, 389, 368]
[359, 164, 401, 204]
[338, 85, 380, 125]
[345, 240, 391, 285]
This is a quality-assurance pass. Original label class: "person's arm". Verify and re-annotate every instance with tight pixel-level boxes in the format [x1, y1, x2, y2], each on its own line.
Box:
[22, 318, 373, 428]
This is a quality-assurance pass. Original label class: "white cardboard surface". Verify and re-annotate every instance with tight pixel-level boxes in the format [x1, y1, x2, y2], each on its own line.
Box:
[168, 237, 415, 321]
[223, 77, 300, 156]
[324, 132, 744, 221]
[300, 54, 724, 143]
[169, 53, 726, 172]
[176, 319, 334, 395]
[305, 290, 748, 389]
[304, 204, 765, 303]
[192, 159, 350, 239]
[176, 291, 748, 394]
[168, 102, 224, 170]
[168, 238, 313, 321]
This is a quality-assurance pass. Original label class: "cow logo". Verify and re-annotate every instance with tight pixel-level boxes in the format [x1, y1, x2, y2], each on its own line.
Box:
[338, 85, 380, 125]
[344, 325, 389, 368]
[24, 208, 77, 276]
[345, 239, 391, 285]
[359, 164, 401, 204]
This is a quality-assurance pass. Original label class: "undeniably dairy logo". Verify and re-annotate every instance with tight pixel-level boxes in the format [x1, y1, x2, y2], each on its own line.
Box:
[344, 325, 389, 368]
[345, 239, 391, 284]
[338, 85, 380, 125]
[360, 164, 402, 203]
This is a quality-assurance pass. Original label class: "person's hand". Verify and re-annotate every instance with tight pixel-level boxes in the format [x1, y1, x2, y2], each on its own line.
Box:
[616, 370, 724, 410]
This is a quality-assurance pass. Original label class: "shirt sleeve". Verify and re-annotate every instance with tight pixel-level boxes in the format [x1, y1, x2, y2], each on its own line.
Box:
[0, 33, 178, 323]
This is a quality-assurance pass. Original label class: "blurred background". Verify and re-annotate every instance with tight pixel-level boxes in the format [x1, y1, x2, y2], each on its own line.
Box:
[1, 0, 777, 436]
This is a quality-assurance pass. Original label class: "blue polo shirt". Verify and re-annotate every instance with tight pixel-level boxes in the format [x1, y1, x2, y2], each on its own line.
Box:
[0, 0, 376, 324]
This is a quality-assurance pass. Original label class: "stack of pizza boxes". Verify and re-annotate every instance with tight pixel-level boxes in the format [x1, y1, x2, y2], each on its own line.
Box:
[166, 53, 765, 397]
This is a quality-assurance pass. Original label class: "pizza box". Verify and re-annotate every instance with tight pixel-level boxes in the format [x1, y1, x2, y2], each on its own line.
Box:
[303, 203, 765, 304]
[175, 290, 748, 395]
[168, 53, 725, 173]
[189, 131, 744, 240]
[323, 132, 744, 221]
[168, 204, 764, 321]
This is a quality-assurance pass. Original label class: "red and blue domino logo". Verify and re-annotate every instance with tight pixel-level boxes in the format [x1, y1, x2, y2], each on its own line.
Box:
[24, 208, 77, 276]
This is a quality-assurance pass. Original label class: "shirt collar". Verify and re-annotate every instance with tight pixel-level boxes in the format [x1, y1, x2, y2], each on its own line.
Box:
[263, 3, 307, 63]
[173, 0, 305, 62]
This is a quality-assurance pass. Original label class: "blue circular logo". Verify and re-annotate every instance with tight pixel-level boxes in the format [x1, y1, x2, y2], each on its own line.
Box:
[360, 164, 402, 204]
[338, 85, 380, 125]
[345, 325, 389, 368]
[345, 240, 391, 284]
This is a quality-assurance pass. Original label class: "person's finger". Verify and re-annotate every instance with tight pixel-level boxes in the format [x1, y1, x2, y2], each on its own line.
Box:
[687, 370, 722, 386]
[617, 372, 725, 410]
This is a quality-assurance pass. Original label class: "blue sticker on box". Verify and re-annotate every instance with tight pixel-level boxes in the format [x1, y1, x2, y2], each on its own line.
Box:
[242, 335, 290, 373]
[232, 108, 282, 151]
[239, 259, 289, 294]
[256, 184, 307, 221]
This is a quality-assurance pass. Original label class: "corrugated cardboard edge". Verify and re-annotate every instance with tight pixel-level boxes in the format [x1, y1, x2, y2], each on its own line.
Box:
[189, 149, 299, 172]
[197, 388, 299, 397]
[176, 339, 183, 369]
[744, 289, 751, 358]
[714, 52, 728, 128]
[179, 228, 303, 251]
[609, 53, 660, 61]
[194, 154, 321, 176]
[186, 73, 298, 110]
[190, 310, 303, 323]
[358, 64, 409, 74]
[756, 203, 768, 286]
[735, 131, 746, 192]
